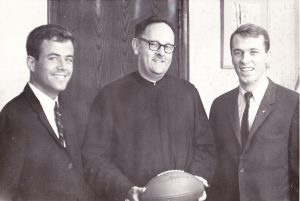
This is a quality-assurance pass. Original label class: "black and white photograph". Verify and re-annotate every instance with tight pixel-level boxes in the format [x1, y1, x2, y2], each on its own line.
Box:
[0, 0, 298, 201]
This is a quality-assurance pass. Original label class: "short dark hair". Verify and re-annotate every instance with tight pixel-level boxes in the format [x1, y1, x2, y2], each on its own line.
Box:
[26, 24, 75, 59]
[230, 23, 270, 52]
[135, 15, 174, 37]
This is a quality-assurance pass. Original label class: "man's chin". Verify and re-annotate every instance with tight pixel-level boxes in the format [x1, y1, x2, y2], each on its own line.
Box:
[152, 71, 167, 78]
[53, 85, 68, 92]
[152, 68, 168, 76]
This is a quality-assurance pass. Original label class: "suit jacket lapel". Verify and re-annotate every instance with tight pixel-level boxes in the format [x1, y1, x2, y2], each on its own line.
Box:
[61, 105, 77, 157]
[244, 80, 276, 149]
[23, 84, 67, 149]
[227, 88, 242, 146]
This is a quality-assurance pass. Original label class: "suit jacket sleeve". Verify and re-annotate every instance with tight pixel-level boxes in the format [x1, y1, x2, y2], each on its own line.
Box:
[82, 89, 133, 200]
[289, 101, 299, 201]
[0, 106, 26, 201]
[187, 86, 217, 184]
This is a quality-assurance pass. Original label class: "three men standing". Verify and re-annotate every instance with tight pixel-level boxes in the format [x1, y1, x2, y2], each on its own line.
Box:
[0, 17, 298, 201]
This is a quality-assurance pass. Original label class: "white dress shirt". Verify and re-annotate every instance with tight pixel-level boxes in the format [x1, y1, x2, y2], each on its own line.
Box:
[238, 78, 269, 129]
[29, 83, 60, 138]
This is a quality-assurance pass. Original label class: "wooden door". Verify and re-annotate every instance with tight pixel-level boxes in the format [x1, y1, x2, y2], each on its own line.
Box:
[48, 0, 189, 140]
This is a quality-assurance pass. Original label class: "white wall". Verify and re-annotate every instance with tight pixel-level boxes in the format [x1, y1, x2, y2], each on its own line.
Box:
[0, 0, 47, 109]
[190, 0, 299, 114]
[189, 0, 238, 114]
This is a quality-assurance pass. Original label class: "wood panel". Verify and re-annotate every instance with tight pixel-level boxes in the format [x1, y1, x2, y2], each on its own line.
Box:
[48, 0, 189, 139]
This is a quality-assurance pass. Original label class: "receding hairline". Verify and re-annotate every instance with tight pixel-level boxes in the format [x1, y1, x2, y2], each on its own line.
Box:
[139, 22, 175, 37]
[135, 16, 175, 38]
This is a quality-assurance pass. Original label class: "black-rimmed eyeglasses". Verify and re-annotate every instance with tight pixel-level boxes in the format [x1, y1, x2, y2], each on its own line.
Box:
[137, 37, 176, 54]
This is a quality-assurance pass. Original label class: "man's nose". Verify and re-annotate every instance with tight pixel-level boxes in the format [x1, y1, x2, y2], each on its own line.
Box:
[156, 46, 166, 56]
[57, 58, 66, 69]
[241, 52, 250, 64]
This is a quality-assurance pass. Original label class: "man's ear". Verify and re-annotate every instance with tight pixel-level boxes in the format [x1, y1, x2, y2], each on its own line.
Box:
[27, 56, 36, 72]
[266, 50, 271, 68]
[132, 38, 139, 55]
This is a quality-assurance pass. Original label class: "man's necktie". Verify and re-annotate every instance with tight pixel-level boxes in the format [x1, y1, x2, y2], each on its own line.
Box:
[54, 102, 66, 148]
[241, 92, 252, 149]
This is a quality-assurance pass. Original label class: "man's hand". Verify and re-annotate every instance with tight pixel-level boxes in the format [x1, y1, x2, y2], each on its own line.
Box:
[195, 176, 209, 201]
[126, 186, 146, 201]
[198, 190, 207, 201]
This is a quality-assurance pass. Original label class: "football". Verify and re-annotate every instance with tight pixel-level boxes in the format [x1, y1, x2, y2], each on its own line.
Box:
[140, 170, 205, 201]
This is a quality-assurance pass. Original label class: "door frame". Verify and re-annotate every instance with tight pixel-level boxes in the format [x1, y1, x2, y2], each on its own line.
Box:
[47, 0, 189, 80]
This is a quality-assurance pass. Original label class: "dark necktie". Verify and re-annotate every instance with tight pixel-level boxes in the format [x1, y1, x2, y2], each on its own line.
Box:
[54, 102, 66, 148]
[241, 92, 252, 148]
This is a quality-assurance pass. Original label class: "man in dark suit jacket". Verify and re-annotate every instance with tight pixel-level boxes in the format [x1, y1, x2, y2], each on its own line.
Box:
[208, 24, 299, 201]
[0, 24, 96, 201]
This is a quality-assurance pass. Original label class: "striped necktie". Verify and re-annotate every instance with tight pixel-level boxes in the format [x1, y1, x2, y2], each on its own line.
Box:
[54, 102, 66, 148]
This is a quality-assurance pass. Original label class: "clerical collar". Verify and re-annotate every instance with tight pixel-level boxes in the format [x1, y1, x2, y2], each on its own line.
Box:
[136, 71, 165, 86]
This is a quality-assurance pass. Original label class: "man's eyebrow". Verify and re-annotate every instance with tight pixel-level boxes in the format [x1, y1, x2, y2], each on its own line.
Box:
[233, 48, 242, 51]
[233, 48, 259, 52]
[46, 53, 60, 57]
[46, 53, 74, 57]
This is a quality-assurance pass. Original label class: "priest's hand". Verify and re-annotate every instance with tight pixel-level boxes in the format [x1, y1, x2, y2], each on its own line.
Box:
[126, 186, 146, 201]
[195, 176, 209, 201]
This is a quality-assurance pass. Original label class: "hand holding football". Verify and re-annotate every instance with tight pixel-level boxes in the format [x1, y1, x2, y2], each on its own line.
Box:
[140, 170, 205, 201]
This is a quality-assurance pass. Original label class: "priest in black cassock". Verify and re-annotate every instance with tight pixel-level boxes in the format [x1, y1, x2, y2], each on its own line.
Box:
[82, 16, 216, 201]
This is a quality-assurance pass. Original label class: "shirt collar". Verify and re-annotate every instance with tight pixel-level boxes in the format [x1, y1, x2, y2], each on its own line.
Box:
[28, 82, 58, 109]
[239, 77, 269, 104]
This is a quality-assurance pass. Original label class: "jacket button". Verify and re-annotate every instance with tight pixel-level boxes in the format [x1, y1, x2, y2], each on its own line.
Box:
[68, 163, 73, 169]
[240, 168, 244, 173]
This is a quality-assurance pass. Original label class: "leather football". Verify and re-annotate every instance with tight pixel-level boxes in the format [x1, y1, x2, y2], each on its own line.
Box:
[140, 170, 205, 201]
